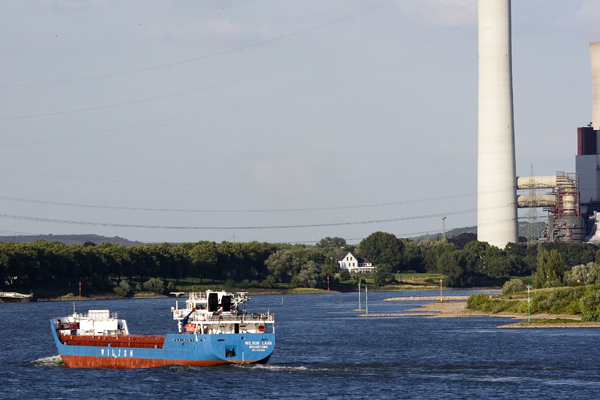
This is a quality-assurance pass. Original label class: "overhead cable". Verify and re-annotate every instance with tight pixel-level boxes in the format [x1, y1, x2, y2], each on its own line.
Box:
[1, 0, 400, 91]
[0, 203, 515, 230]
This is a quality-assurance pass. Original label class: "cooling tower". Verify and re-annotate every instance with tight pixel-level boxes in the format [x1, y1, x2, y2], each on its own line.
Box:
[477, 0, 518, 248]
[592, 42, 600, 131]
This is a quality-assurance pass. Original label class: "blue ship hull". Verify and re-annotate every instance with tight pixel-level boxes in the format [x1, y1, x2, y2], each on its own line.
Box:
[51, 320, 275, 369]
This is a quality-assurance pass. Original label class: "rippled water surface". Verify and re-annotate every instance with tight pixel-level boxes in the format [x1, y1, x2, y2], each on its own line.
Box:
[2, 290, 600, 399]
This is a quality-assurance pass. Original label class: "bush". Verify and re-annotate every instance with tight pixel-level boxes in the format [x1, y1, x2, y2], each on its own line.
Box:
[143, 278, 164, 294]
[339, 269, 351, 282]
[580, 291, 600, 313]
[566, 262, 600, 285]
[113, 281, 131, 298]
[466, 294, 490, 310]
[565, 300, 581, 315]
[582, 311, 600, 322]
[239, 279, 250, 288]
[167, 281, 175, 291]
[502, 278, 526, 294]
[373, 263, 394, 286]
[466, 294, 524, 314]
[248, 280, 261, 288]
[290, 276, 299, 288]
[224, 278, 236, 290]
[260, 276, 276, 288]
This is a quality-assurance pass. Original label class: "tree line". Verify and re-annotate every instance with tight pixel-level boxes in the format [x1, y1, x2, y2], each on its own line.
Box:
[1, 231, 599, 293]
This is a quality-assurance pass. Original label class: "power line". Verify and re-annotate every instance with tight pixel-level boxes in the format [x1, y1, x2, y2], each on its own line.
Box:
[0, 192, 472, 213]
[4, 1, 258, 41]
[1, 0, 400, 91]
[2, 0, 477, 120]
[0, 188, 514, 213]
[0, 167, 474, 187]
[0, 203, 514, 230]
[0, 0, 552, 147]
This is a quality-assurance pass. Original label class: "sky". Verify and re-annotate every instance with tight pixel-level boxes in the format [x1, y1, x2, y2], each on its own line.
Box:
[1, 0, 599, 245]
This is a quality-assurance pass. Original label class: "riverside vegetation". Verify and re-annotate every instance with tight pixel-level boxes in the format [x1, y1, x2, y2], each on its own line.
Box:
[2, 231, 600, 299]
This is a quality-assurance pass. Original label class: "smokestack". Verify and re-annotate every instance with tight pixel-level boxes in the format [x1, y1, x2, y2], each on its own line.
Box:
[592, 42, 600, 131]
[477, 0, 518, 248]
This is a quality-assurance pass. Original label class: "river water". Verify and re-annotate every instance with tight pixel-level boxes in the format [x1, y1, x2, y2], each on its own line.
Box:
[2, 290, 600, 399]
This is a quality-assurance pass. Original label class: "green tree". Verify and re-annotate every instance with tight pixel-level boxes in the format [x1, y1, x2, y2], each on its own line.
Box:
[501, 278, 526, 294]
[505, 243, 538, 274]
[554, 242, 596, 268]
[372, 263, 394, 286]
[462, 241, 511, 278]
[533, 248, 567, 288]
[401, 239, 424, 272]
[189, 241, 218, 283]
[436, 249, 467, 286]
[339, 269, 351, 281]
[292, 261, 321, 288]
[357, 232, 404, 271]
[143, 277, 164, 294]
[565, 262, 600, 285]
[113, 280, 131, 297]
[419, 240, 457, 273]
[265, 250, 301, 282]
[315, 237, 347, 248]
[322, 263, 337, 277]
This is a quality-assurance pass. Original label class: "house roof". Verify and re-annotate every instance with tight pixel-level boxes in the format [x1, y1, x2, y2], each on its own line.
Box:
[336, 251, 371, 264]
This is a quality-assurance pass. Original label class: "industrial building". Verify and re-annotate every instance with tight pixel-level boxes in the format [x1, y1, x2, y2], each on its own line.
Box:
[512, 41, 600, 244]
[476, 0, 598, 246]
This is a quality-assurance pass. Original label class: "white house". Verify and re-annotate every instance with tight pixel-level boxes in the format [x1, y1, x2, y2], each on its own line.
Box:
[336, 251, 375, 274]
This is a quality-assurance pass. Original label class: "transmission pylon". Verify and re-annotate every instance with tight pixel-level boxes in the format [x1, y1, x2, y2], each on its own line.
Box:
[527, 165, 539, 243]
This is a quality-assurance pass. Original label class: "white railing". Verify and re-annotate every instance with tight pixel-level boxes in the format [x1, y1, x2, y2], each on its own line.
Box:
[188, 313, 274, 323]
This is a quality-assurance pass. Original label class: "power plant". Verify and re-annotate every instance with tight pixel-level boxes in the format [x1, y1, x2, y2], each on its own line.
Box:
[476, 0, 598, 246]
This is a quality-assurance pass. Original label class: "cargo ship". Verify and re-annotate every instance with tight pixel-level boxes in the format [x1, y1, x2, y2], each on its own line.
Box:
[50, 291, 275, 369]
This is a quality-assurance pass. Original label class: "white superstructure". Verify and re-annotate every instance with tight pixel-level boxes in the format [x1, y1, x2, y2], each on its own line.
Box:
[477, 0, 518, 248]
[171, 291, 274, 335]
[55, 309, 129, 336]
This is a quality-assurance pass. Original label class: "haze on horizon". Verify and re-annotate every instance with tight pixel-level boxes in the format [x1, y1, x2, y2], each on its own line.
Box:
[1, 0, 599, 245]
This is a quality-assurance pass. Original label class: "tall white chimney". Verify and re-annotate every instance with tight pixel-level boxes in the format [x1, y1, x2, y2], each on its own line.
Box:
[591, 42, 600, 131]
[477, 0, 518, 248]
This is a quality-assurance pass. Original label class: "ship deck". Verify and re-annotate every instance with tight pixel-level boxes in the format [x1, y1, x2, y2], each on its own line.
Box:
[60, 334, 165, 349]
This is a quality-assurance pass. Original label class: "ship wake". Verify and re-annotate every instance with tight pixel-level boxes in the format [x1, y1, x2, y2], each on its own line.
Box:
[31, 355, 64, 368]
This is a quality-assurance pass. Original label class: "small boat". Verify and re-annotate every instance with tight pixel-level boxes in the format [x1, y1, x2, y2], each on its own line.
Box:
[0, 291, 36, 303]
[50, 290, 275, 369]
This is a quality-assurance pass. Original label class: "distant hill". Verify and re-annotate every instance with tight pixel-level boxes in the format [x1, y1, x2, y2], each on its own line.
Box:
[410, 221, 547, 244]
[411, 226, 477, 243]
[0, 234, 142, 247]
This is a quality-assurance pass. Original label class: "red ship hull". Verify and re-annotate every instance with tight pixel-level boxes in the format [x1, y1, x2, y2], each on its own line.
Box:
[60, 355, 245, 369]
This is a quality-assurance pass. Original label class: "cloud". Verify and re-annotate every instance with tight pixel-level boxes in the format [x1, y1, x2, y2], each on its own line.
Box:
[396, 0, 476, 27]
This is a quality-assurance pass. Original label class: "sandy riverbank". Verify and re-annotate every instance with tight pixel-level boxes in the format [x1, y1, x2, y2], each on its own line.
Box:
[406, 301, 600, 328]
[409, 300, 578, 320]
[385, 296, 469, 301]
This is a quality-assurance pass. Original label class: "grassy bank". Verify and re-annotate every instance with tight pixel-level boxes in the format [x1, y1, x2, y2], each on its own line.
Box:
[466, 285, 600, 321]
[16, 272, 454, 301]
